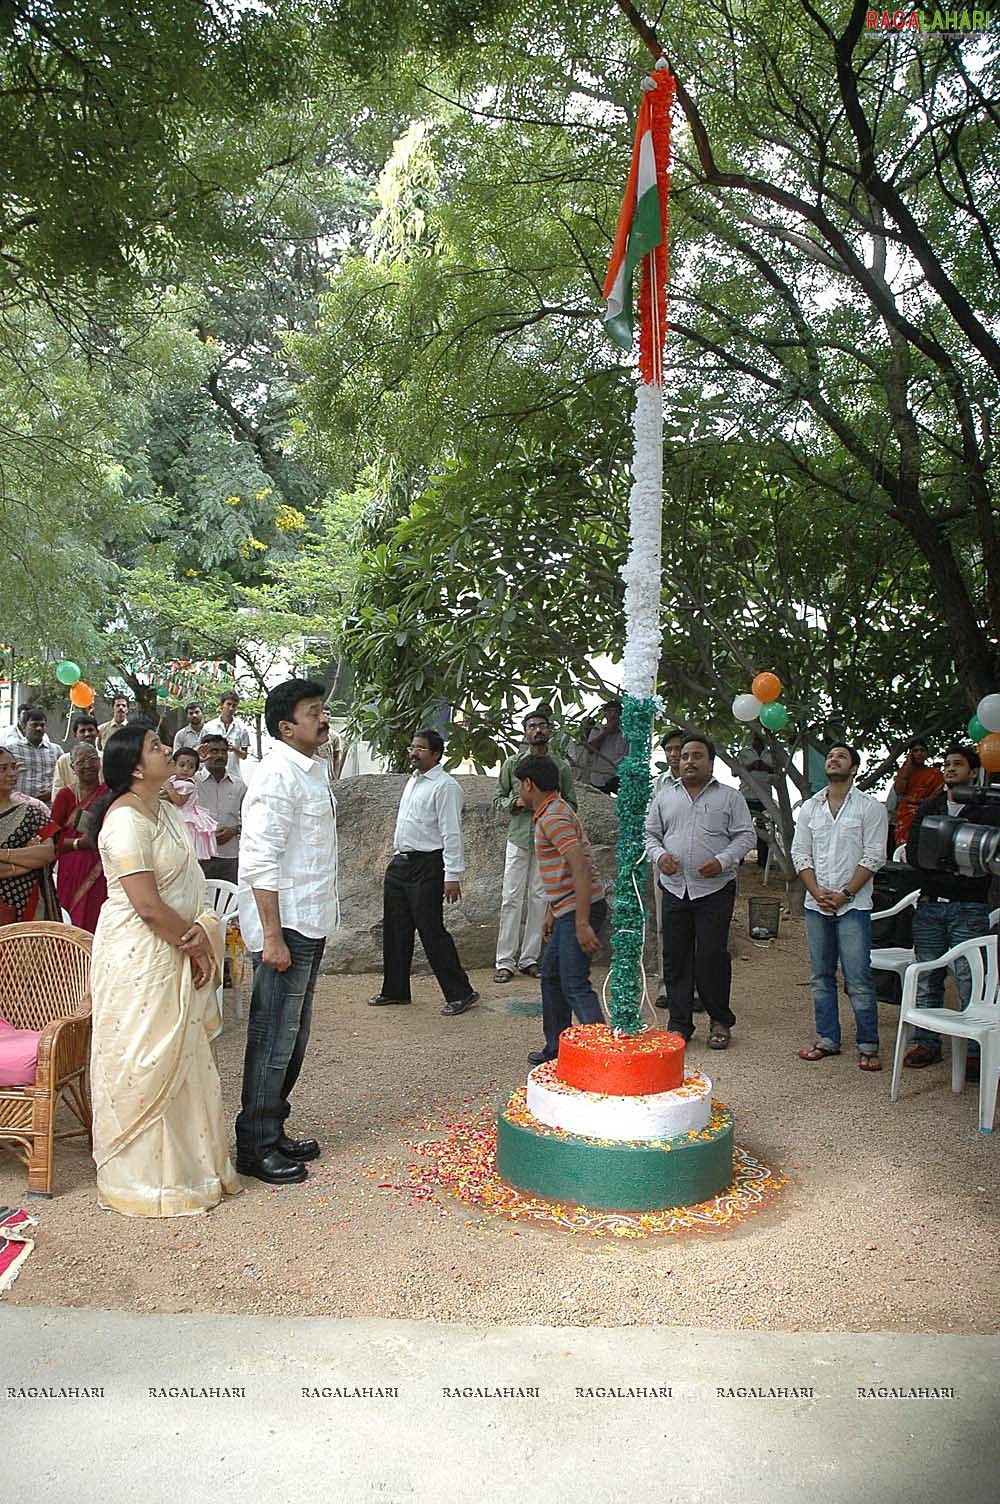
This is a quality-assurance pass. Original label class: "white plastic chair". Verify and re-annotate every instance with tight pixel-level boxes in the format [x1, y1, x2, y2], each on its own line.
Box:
[889, 933, 1000, 1133]
[869, 887, 920, 983]
[203, 879, 246, 1022]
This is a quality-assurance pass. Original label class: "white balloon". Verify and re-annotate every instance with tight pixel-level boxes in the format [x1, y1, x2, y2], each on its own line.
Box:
[976, 693, 1000, 733]
[732, 693, 762, 723]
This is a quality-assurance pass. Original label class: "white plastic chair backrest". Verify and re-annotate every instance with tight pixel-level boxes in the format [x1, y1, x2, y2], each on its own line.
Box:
[892, 846, 908, 863]
[960, 932, 1000, 1013]
[871, 888, 920, 923]
[204, 879, 239, 923]
[900, 932, 1000, 1014]
[990, 907, 999, 930]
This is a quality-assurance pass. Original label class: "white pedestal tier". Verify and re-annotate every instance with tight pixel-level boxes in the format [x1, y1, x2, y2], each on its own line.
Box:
[525, 1061, 712, 1143]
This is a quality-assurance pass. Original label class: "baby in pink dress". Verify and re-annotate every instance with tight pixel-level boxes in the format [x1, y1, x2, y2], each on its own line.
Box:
[165, 747, 218, 861]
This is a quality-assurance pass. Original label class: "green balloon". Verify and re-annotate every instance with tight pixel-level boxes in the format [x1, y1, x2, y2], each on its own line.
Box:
[759, 701, 789, 730]
[967, 714, 987, 741]
[55, 660, 81, 686]
[156, 684, 169, 699]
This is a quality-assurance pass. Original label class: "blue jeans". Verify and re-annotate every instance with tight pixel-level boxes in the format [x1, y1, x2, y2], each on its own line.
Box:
[911, 900, 991, 1054]
[235, 927, 325, 1159]
[805, 907, 879, 1055]
[539, 900, 607, 1060]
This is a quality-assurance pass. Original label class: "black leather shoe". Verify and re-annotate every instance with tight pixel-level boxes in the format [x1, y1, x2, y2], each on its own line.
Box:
[527, 1049, 553, 1067]
[369, 994, 411, 1006]
[277, 1136, 321, 1162]
[236, 1150, 308, 1184]
[441, 991, 479, 1016]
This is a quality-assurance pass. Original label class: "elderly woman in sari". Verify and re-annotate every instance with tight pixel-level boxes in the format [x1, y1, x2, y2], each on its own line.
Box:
[0, 746, 57, 923]
[89, 722, 241, 1216]
[49, 741, 109, 932]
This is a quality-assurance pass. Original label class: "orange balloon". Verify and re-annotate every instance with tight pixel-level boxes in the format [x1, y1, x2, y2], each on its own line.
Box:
[751, 672, 782, 704]
[69, 680, 94, 708]
[979, 733, 1000, 773]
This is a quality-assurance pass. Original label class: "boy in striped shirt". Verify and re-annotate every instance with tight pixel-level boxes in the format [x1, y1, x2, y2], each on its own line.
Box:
[514, 754, 607, 1065]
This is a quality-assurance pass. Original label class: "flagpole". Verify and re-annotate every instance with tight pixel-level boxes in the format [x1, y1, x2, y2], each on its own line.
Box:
[604, 62, 673, 1036]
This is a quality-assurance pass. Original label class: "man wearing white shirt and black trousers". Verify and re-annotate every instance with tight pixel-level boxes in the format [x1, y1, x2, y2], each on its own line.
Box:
[792, 742, 888, 1072]
[235, 679, 338, 1184]
[371, 727, 478, 1016]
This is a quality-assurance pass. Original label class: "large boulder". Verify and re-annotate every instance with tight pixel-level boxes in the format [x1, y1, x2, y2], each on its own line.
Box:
[324, 773, 622, 974]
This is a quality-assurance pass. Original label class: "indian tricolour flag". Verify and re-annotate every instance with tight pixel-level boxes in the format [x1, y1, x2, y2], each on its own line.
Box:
[602, 88, 664, 352]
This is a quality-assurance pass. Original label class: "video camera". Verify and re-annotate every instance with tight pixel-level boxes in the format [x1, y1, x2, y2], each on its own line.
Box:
[915, 784, 1000, 879]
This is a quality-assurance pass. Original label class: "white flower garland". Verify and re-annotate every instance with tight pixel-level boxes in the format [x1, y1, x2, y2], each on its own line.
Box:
[620, 382, 663, 698]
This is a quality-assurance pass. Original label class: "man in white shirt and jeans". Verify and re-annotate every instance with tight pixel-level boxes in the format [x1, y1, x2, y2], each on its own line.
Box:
[236, 679, 338, 1184]
[371, 727, 478, 1016]
[792, 742, 888, 1071]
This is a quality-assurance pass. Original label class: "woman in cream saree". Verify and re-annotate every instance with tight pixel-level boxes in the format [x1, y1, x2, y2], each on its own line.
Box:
[90, 723, 241, 1217]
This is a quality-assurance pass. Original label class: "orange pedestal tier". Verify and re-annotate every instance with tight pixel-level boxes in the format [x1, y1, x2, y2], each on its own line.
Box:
[555, 1024, 686, 1097]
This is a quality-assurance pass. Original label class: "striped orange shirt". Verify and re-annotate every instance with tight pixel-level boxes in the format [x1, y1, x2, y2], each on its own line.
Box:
[533, 793, 605, 918]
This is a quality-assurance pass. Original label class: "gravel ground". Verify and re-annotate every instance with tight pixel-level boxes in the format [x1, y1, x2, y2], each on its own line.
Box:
[3, 874, 998, 1333]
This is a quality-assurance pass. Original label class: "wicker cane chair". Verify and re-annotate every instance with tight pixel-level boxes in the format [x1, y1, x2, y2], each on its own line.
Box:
[0, 920, 93, 1196]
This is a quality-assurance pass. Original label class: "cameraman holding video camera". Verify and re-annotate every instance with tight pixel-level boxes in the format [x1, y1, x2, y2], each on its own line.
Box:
[904, 744, 994, 1078]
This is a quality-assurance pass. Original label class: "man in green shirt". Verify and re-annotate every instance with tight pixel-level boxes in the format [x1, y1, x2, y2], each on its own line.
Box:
[493, 711, 576, 982]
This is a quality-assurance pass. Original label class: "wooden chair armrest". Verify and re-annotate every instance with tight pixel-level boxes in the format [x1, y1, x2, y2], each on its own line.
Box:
[35, 1012, 91, 1080]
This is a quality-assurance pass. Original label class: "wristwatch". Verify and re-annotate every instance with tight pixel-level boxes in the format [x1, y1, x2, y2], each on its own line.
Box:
[841, 887, 853, 898]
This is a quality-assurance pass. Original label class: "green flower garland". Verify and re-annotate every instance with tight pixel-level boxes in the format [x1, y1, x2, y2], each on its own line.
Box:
[608, 693, 657, 1034]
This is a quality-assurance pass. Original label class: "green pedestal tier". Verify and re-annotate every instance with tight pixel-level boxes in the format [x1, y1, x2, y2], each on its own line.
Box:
[496, 1091, 734, 1212]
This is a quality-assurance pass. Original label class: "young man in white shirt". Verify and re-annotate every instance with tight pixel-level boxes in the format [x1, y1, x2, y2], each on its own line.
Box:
[792, 742, 888, 1071]
[204, 691, 251, 777]
[371, 727, 478, 1016]
[235, 679, 338, 1184]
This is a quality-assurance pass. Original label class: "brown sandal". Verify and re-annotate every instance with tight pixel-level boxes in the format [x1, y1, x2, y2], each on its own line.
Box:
[797, 1044, 840, 1061]
[858, 1054, 882, 1071]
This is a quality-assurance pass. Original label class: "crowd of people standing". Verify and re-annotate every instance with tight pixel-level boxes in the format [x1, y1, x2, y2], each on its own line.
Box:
[0, 683, 994, 1218]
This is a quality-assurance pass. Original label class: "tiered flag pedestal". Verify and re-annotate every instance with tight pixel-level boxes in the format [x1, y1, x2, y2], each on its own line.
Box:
[497, 1024, 734, 1211]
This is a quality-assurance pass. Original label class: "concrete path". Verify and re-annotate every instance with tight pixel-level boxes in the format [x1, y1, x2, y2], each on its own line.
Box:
[3, 1311, 998, 1502]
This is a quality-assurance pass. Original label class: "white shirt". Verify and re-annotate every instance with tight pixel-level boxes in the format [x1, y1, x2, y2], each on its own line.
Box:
[393, 763, 466, 879]
[195, 766, 246, 859]
[237, 743, 339, 949]
[203, 714, 252, 777]
[791, 784, 887, 913]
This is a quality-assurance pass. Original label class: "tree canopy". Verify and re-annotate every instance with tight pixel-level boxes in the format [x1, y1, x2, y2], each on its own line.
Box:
[295, 0, 999, 767]
[2, 0, 996, 764]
